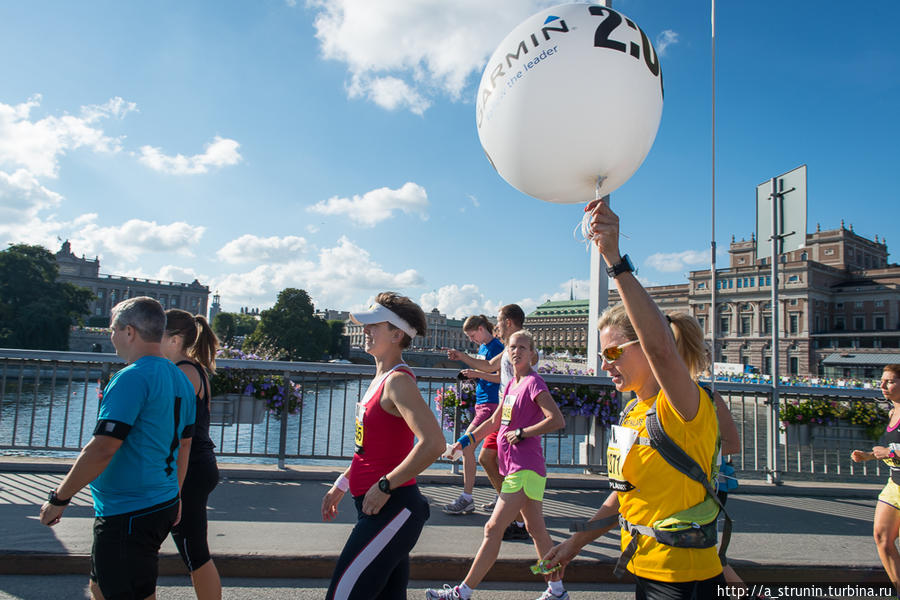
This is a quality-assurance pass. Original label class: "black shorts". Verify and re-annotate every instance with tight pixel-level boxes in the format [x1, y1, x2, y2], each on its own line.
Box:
[326, 485, 430, 600]
[634, 573, 727, 600]
[91, 497, 180, 600]
[171, 459, 219, 571]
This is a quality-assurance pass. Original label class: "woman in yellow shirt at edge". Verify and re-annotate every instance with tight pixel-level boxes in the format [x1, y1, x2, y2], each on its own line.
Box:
[543, 199, 724, 599]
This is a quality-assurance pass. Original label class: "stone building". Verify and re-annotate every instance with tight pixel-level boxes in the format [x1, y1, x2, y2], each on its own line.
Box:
[525, 224, 900, 377]
[344, 307, 475, 352]
[55, 241, 210, 321]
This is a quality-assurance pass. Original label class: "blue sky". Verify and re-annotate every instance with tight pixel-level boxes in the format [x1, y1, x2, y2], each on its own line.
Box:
[1, 1, 897, 317]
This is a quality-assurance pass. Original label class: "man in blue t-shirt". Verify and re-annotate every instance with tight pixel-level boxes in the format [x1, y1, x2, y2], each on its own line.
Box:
[40, 296, 196, 600]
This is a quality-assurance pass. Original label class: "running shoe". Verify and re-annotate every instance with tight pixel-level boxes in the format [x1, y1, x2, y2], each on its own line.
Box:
[442, 495, 475, 515]
[481, 499, 496, 512]
[534, 589, 569, 600]
[502, 522, 529, 541]
[425, 584, 463, 599]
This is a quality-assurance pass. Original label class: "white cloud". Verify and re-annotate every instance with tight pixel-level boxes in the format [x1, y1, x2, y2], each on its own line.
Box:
[68, 218, 206, 262]
[348, 75, 430, 115]
[306, 0, 558, 113]
[138, 136, 242, 175]
[418, 284, 500, 319]
[154, 265, 204, 284]
[216, 234, 309, 264]
[308, 181, 428, 227]
[645, 249, 708, 272]
[655, 30, 679, 56]
[0, 169, 63, 229]
[0, 95, 133, 178]
[212, 236, 423, 310]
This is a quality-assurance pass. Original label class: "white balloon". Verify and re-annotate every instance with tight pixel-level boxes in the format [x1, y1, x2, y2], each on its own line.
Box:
[476, 3, 664, 204]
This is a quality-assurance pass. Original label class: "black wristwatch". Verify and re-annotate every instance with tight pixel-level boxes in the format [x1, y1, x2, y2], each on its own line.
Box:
[48, 489, 71, 506]
[606, 254, 635, 278]
[377, 476, 392, 494]
[515, 428, 525, 441]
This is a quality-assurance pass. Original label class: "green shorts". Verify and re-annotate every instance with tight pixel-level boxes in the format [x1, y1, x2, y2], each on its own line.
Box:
[501, 469, 546, 501]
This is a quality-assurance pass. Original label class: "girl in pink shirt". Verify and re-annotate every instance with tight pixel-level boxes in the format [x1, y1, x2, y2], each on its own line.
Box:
[426, 329, 568, 600]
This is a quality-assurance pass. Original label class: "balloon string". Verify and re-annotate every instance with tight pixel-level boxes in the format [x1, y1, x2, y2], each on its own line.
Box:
[574, 179, 630, 250]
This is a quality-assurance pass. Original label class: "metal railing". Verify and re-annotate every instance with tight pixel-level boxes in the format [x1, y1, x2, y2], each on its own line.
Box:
[0, 349, 886, 481]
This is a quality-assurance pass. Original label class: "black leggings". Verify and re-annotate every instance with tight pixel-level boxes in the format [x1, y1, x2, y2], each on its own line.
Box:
[635, 573, 728, 600]
[326, 484, 430, 600]
[171, 460, 219, 571]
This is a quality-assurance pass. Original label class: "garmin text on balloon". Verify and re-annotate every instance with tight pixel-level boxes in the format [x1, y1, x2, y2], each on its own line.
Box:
[476, 16, 571, 130]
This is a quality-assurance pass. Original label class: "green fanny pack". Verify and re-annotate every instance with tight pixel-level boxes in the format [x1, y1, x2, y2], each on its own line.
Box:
[645, 495, 721, 549]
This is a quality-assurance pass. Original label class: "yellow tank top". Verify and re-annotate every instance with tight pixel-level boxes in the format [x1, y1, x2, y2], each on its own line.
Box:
[616, 384, 722, 582]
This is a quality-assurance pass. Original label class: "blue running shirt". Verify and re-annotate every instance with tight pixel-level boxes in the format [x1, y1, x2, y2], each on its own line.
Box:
[475, 338, 504, 405]
[90, 356, 196, 516]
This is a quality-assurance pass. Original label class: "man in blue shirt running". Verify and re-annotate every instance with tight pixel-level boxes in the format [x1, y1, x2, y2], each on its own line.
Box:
[40, 296, 196, 600]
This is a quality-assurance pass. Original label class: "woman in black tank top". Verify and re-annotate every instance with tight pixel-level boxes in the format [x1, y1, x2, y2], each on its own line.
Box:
[851, 363, 900, 598]
[163, 309, 222, 600]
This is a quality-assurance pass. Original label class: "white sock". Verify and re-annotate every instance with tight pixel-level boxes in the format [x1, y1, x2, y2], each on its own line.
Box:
[515, 520, 524, 527]
[548, 579, 565, 596]
[460, 492, 473, 502]
[458, 582, 474, 599]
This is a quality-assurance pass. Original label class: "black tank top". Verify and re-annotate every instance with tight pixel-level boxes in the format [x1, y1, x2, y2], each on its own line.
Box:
[176, 360, 217, 464]
[882, 414, 900, 484]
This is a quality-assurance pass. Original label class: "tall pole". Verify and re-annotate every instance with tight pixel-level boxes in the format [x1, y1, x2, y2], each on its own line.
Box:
[709, 0, 717, 392]
[587, 0, 612, 379]
[768, 177, 782, 484]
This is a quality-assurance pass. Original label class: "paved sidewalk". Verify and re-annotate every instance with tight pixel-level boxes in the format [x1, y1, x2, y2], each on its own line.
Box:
[0, 458, 891, 586]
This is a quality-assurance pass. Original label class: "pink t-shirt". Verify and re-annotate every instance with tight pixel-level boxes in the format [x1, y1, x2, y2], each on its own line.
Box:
[497, 371, 550, 478]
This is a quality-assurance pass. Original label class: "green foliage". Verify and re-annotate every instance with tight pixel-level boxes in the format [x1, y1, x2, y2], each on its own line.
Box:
[0, 244, 93, 350]
[779, 397, 889, 440]
[327, 320, 345, 357]
[212, 312, 258, 345]
[245, 288, 330, 361]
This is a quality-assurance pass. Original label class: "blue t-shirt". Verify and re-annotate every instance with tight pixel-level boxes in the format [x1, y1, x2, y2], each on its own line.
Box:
[90, 356, 196, 516]
[475, 338, 504, 405]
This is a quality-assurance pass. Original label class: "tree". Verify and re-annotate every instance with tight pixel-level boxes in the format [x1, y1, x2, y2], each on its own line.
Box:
[212, 311, 258, 346]
[0, 244, 93, 350]
[327, 319, 345, 357]
[246, 288, 330, 361]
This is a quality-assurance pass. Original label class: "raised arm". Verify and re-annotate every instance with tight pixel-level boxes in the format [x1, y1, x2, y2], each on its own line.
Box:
[588, 199, 699, 420]
[447, 348, 502, 373]
[714, 392, 741, 455]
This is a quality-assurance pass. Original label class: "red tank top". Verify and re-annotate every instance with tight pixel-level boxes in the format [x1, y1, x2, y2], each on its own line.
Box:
[348, 364, 417, 497]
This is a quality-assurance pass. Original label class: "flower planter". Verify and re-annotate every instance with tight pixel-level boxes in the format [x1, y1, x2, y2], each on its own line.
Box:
[563, 415, 594, 436]
[210, 394, 266, 426]
[787, 423, 813, 446]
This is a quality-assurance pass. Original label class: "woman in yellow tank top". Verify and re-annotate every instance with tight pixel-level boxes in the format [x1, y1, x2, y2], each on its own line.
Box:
[543, 199, 725, 599]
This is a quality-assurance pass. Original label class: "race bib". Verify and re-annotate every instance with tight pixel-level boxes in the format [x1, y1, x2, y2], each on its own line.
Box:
[354, 401, 366, 454]
[501, 393, 516, 424]
[607, 424, 639, 492]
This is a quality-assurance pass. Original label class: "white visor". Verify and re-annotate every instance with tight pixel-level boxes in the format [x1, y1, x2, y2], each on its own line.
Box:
[350, 303, 419, 339]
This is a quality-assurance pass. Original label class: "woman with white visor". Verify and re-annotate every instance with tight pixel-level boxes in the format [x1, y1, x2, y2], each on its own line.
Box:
[322, 292, 445, 600]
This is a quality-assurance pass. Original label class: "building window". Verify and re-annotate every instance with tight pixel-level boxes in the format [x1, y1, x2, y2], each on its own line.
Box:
[719, 316, 730, 336]
[698, 317, 706, 332]
[764, 356, 772, 375]
[737, 279, 742, 288]
[801, 252, 807, 261]
[789, 314, 799, 334]
[763, 315, 772, 334]
[836, 302, 844, 310]
[835, 316, 845, 331]
[854, 301, 863, 309]
[824, 248, 834, 256]
[729, 280, 733, 289]
[740, 316, 751, 336]
[876, 300, 885, 308]
[97, 289, 105, 299]
[854, 316, 865, 330]
[789, 356, 799, 375]
[697, 282, 706, 289]
[789, 299, 798, 306]
[788, 275, 799, 282]
[875, 316, 886, 330]
[766, 276, 771, 286]
[697, 303, 705, 310]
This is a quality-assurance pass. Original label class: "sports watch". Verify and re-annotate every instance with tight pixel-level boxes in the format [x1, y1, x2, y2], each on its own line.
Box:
[377, 475, 392, 494]
[606, 254, 635, 278]
[48, 489, 71, 506]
